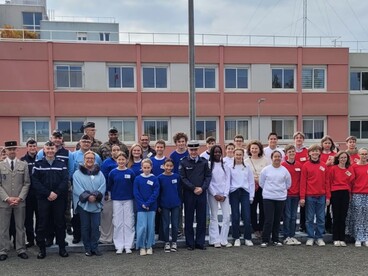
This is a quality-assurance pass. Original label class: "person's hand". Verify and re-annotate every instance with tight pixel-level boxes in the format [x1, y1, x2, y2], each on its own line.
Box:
[104, 194, 109, 201]
[299, 199, 305, 207]
[142, 204, 149, 210]
[194, 187, 203, 195]
[214, 195, 223, 201]
[88, 195, 96, 203]
[326, 199, 330, 206]
[48, 192, 58, 201]
[6, 197, 18, 206]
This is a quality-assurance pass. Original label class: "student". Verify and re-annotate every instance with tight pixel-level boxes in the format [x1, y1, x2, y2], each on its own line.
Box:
[346, 148, 368, 247]
[169, 132, 189, 174]
[133, 159, 160, 256]
[108, 152, 135, 254]
[346, 136, 360, 164]
[281, 145, 302, 245]
[233, 134, 246, 150]
[208, 145, 232, 248]
[300, 144, 330, 246]
[158, 159, 181, 253]
[245, 140, 269, 238]
[151, 140, 166, 177]
[329, 151, 354, 247]
[223, 143, 235, 166]
[264, 132, 285, 163]
[229, 148, 255, 247]
[260, 150, 291, 247]
[200, 136, 216, 160]
[127, 144, 143, 176]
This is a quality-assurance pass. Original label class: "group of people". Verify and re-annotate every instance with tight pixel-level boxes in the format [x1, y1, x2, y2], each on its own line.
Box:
[1, 122, 368, 261]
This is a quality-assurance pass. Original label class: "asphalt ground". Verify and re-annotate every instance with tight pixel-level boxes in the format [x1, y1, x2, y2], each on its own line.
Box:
[2, 240, 368, 276]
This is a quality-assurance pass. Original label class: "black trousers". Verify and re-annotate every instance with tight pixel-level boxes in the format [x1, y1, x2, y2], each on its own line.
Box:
[262, 199, 285, 243]
[251, 188, 264, 232]
[36, 198, 66, 249]
[331, 190, 350, 241]
[25, 192, 38, 243]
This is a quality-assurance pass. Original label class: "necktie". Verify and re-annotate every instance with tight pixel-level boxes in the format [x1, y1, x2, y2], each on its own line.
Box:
[11, 160, 14, 171]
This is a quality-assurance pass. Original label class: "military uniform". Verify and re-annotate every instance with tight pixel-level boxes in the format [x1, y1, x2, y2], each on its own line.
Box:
[98, 140, 129, 161]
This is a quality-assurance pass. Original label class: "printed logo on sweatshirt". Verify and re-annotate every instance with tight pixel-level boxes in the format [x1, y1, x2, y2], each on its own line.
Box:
[147, 180, 154, 186]
[319, 166, 325, 172]
[124, 174, 131, 179]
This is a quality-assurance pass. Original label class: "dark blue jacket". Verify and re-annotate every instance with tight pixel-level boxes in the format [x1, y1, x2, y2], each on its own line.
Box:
[20, 152, 36, 195]
[179, 156, 211, 192]
[32, 158, 69, 200]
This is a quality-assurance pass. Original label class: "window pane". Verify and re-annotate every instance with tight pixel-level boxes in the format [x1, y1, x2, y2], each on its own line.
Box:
[237, 120, 248, 139]
[272, 69, 282, 88]
[302, 69, 312, 89]
[350, 72, 360, 90]
[156, 68, 167, 88]
[350, 121, 360, 138]
[36, 121, 49, 142]
[303, 120, 313, 139]
[195, 68, 203, 88]
[105, 33, 110, 41]
[143, 68, 154, 88]
[123, 121, 135, 141]
[111, 121, 123, 140]
[109, 67, 121, 88]
[237, 69, 248, 88]
[205, 120, 216, 139]
[22, 12, 34, 25]
[272, 120, 283, 139]
[143, 121, 156, 141]
[72, 121, 83, 142]
[362, 72, 368, 91]
[57, 121, 71, 142]
[157, 121, 168, 140]
[22, 121, 35, 142]
[34, 12, 42, 26]
[225, 69, 236, 88]
[205, 68, 215, 88]
[196, 121, 205, 140]
[314, 69, 325, 89]
[121, 67, 134, 88]
[284, 69, 294, 89]
[56, 66, 69, 87]
[70, 66, 82, 87]
[284, 120, 294, 139]
[362, 121, 368, 138]
[225, 120, 236, 140]
[314, 120, 324, 139]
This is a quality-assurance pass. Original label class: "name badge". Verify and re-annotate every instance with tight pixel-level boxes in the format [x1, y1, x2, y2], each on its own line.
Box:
[90, 175, 95, 180]
[300, 157, 307, 162]
[345, 171, 352, 177]
[147, 180, 154, 186]
[295, 168, 301, 172]
[160, 164, 165, 169]
[319, 166, 325, 172]
[125, 174, 131, 179]
[147, 152, 153, 158]
[172, 179, 178, 184]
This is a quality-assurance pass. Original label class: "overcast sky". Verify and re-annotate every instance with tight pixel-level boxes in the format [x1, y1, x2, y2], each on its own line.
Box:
[40, 0, 368, 44]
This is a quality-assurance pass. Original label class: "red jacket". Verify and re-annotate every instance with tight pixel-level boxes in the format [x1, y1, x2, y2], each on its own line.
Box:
[282, 160, 302, 197]
[328, 165, 354, 198]
[300, 160, 330, 200]
[351, 163, 368, 194]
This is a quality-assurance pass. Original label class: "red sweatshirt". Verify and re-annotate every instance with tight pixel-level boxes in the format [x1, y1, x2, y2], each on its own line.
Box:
[351, 163, 368, 194]
[282, 160, 302, 197]
[320, 152, 336, 165]
[328, 165, 355, 198]
[300, 160, 330, 200]
[295, 148, 309, 165]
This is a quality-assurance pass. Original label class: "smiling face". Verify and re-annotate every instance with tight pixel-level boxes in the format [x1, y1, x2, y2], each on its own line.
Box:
[176, 138, 187, 151]
[359, 149, 368, 163]
[294, 134, 304, 147]
[234, 149, 244, 164]
[268, 135, 278, 148]
[84, 152, 95, 169]
[212, 146, 222, 162]
[337, 152, 348, 167]
[111, 145, 121, 159]
[346, 139, 356, 151]
[155, 143, 165, 156]
[141, 161, 152, 175]
[225, 145, 235, 158]
[250, 144, 260, 157]
[5, 148, 17, 160]
[309, 149, 321, 161]
[44, 145, 56, 160]
[163, 160, 174, 174]
[117, 155, 127, 169]
[286, 148, 296, 161]
[132, 145, 142, 159]
[189, 148, 199, 159]
[271, 151, 282, 167]
[140, 135, 150, 149]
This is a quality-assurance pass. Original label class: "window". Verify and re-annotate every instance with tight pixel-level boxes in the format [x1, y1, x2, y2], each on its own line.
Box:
[55, 65, 83, 88]
[302, 68, 326, 90]
[110, 120, 136, 142]
[350, 71, 368, 91]
[22, 12, 42, 31]
[142, 66, 167, 88]
[303, 118, 325, 139]
[57, 120, 84, 142]
[225, 68, 248, 89]
[195, 67, 216, 89]
[21, 120, 49, 143]
[350, 120, 368, 139]
[196, 119, 217, 141]
[100, 33, 110, 41]
[108, 66, 135, 88]
[272, 68, 294, 89]
[272, 119, 295, 139]
[143, 120, 169, 141]
[225, 119, 249, 140]
[77, 32, 87, 41]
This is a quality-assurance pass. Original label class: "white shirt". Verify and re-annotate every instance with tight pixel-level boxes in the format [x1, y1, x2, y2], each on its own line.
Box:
[208, 162, 230, 197]
[264, 146, 285, 163]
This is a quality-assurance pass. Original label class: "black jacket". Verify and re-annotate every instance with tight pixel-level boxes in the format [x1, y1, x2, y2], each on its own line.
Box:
[179, 156, 212, 192]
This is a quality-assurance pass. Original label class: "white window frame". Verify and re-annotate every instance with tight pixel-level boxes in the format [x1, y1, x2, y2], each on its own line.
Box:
[107, 64, 136, 91]
[77, 32, 87, 41]
[196, 118, 218, 142]
[350, 69, 368, 94]
[224, 66, 250, 91]
[142, 118, 170, 142]
[20, 118, 50, 145]
[100, 32, 110, 42]
[142, 65, 169, 91]
[56, 118, 85, 144]
[271, 117, 296, 140]
[109, 118, 137, 144]
[195, 66, 218, 91]
[350, 119, 368, 140]
[302, 66, 327, 92]
[54, 63, 84, 89]
[302, 117, 326, 140]
[271, 67, 296, 91]
[224, 118, 250, 141]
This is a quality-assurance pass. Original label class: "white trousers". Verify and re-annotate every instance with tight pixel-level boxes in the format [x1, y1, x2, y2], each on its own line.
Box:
[208, 195, 231, 245]
[112, 200, 135, 250]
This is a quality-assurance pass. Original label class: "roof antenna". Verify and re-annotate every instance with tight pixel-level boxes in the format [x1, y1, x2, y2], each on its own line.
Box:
[303, 0, 307, 46]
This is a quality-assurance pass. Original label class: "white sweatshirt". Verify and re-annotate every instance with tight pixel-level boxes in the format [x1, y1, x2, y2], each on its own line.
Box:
[229, 164, 255, 201]
[259, 165, 291, 201]
[208, 162, 230, 197]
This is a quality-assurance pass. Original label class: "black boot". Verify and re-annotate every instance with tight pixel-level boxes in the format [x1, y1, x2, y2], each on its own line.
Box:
[37, 247, 46, 259]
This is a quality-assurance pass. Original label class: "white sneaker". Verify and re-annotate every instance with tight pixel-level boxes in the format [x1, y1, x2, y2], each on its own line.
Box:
[214, 243, 221, 248]
[355, 241, 362, 247]
[260, 242, 268, 248]
[223, 242, 232, 248]
[316, 239, 325, 246]
[125, 248, 132, 254]
[291, 237, 301, 245]
[140, 248, 147, 256]
[116, 249, 123, 254]
[306, 239, 314, 246]
[339, 241, 347, 247]
[164, 242, 171, 252]
[245, 240, 253, 247]
[364, 241, 368, 247]
[146, 247, 153, 255]
[171, 242, 177, 252]
[333, 241, 340, 247]
[234, 239, 241, 247]
[283, 237, 294, 245]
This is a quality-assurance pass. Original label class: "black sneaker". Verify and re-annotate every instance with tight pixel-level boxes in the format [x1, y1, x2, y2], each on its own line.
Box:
[59, 249, 69, 258]
[92, 250, 102, 256]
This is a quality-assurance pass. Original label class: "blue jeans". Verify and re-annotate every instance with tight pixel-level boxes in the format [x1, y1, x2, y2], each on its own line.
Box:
[78, 206, 101, 253]
[161, 206, 180, 242]
[283, 196, 299, 238]
[229, 188, 252, 240]
[306, 196, 326, 239]
[136, 211, 156, 249]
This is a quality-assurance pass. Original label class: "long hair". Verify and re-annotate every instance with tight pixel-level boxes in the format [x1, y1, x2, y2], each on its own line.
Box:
[333, 151, 351, 168]
[320, 135, 336, 152]
[232, 148, 246, 169]
[209, 145, 225, 172]
[127, 143, 143, 168]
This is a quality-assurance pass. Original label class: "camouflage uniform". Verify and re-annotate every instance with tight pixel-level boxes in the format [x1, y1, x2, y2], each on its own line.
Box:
[98, 140, 129, 161]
